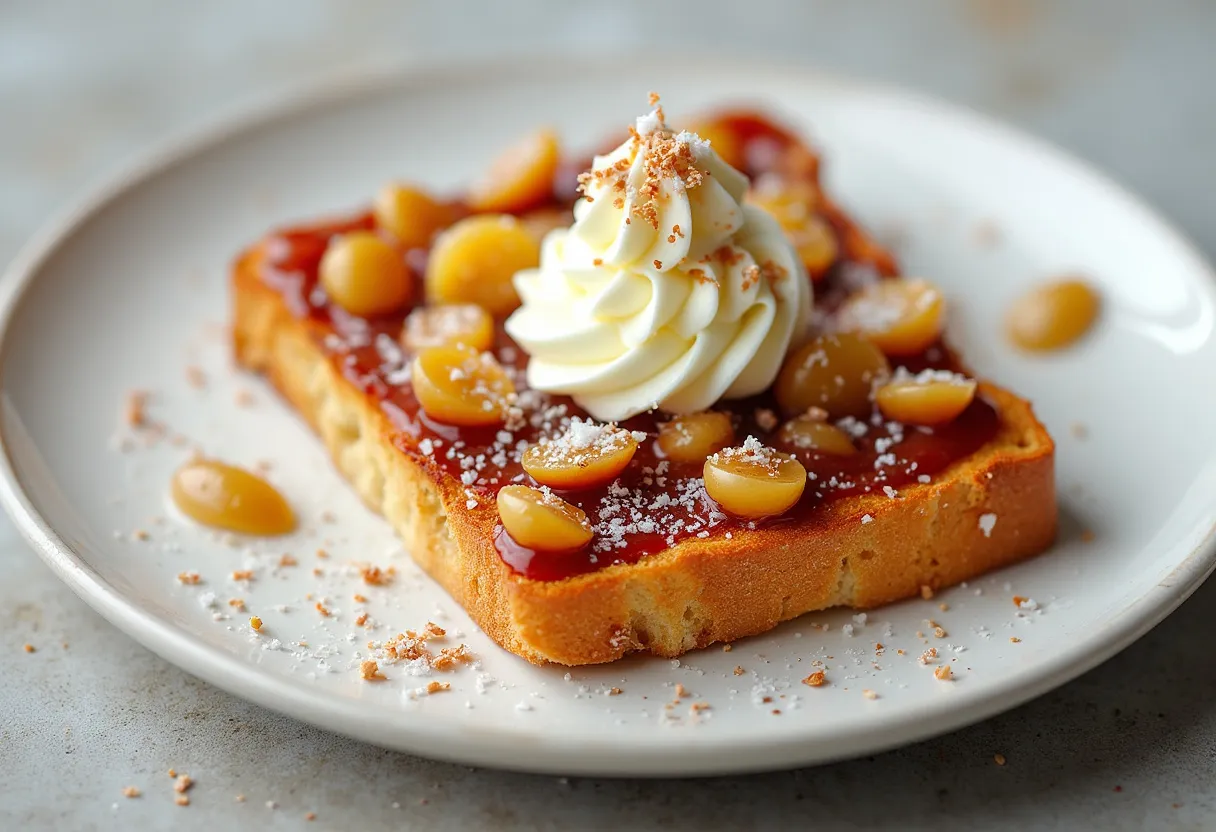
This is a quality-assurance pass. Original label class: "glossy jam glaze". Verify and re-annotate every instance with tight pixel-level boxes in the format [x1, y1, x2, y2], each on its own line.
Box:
[254, 113, 999, 581]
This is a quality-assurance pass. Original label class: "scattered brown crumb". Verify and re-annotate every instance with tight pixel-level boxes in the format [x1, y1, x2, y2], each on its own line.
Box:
[1080, 529, 1096, 543]
[934, 665, 953, 681]
[994, 753, 1007, 766]
[315, 602, 331, 617]
[360, 660, 386, 681]
[305, 812, 317, 821]
[125, 391, 149, 427]
[22, 644, 35, 653]
[315, 548, 329, 559]
[802, 671, 826, 688]
[185, 366, 207, 389]
[690, 701, 712, 713]
[875, 642, 884, 652]
[354, 613, 370, 628]
[933, 626, 947, 639]
[231, 570, 253, 582]
[425, 681, 451, 695]
[674, 683, 691, 699]
[1012, 595, 1027, 607]
[1010, 637, 1022, 644]
[360, 565, 392, 586]
[174, 774, 193, 793]
[353, 593, 368, 603]
[862, 689, 878, 700]
[228, 599, 246, 612]
[919, 648, 939, 664]
[235, 794, 246, 803]
[175, 795, 190, 807]
[592, 258, 603, 266]
[432, 645, 472, 670]
[653, 259, 663, 270]
[177, 572, 201, 585]
[608, 687, 623, 696]
[733, 666, 745, 676]
[722, 643, 732, 652]
[133, 529, 150, 542]
[423, 622, 446, 639]
[250, 616, 263, 632]
[972, 220, 1002, 249]
[920, 585, 935, 600]
[278, 554, 297, 567]
[312, 568, 324, 577]
[121, 786, 141, 798]
[939, 602, 950, 612]
[167, 769, 176, 778]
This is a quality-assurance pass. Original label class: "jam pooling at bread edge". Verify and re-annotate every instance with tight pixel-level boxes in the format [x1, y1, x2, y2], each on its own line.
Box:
[255, 113, 1000, 582]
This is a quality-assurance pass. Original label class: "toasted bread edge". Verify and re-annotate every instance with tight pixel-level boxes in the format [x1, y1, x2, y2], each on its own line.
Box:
[234, 245, 1056, 665]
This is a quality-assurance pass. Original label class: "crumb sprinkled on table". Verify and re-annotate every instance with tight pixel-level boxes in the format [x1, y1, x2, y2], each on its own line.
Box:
[803, 671, 826, 687]
[360, 660, 386, 681]
[994, 753, 1007, 766]
[125, 391, 149, 427]
[185, 366, 207, 389]
[121, 787, 141, 798]
[934, 666, 953, 681]
[22, 644, 35, 653]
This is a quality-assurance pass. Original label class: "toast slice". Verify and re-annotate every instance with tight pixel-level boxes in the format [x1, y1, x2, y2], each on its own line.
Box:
[232, 112, 1056, 666]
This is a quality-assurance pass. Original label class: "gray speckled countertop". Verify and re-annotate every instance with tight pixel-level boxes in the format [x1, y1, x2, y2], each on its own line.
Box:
[3, 1, 1215, 829]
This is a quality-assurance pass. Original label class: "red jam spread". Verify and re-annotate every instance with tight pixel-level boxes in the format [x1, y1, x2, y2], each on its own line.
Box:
[255, 113, 1000, 582]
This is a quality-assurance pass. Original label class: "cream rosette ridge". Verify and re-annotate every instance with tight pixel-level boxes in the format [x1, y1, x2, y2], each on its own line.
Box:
[505, 104, 811, 421]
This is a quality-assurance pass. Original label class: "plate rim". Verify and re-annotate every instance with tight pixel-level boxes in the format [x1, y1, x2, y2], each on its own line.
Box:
[3, 56, 1216, 776]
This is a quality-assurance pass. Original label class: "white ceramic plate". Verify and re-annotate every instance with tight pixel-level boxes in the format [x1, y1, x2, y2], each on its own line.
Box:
[3, 60, 1215, 777]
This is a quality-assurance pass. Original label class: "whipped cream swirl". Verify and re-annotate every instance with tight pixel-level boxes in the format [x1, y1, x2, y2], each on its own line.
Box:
[505, 105, 811, 421]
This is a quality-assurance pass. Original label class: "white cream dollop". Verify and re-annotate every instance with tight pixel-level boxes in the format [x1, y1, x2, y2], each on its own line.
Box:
[505, 108, 811, 421]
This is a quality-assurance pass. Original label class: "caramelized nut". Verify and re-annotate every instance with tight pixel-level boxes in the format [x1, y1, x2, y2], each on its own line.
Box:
[686, 118, 747, 171]
[1006, 278, 1100, 352]
[875, 370, 977, 426]
[656, 412, 736, 463]
[749, 184, 837, 279]
[425, 215, 540, 316]
[373, 184, 455, 249]
[402, 304, 495, 352]
[837, 278, 945, 356]
[411, 344, 514, 426]
[776, 416, 858, 456]
[319, 231, 412, 317]
[468, 129, 560, 214]
[171, 460, 295, 536]
[748, 181, 818, 226]
[497, 485, 593, 552]
[703, 438, 807, 519]
[775, 333, 890, 419]
[522, 420, 639, 490]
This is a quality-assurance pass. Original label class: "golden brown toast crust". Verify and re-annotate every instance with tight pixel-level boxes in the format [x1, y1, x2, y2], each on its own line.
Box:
[233, 242, 1057, 665]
